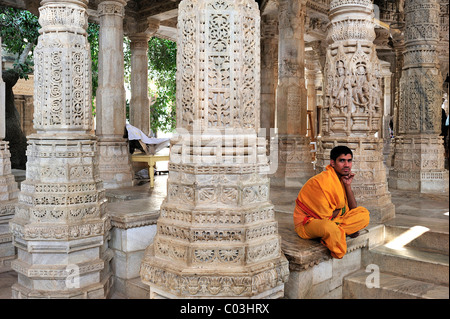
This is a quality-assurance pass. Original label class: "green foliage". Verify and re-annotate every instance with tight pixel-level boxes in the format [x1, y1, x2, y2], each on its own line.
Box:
[0, 6, 39, 79]
[87, 22, 100, 113]
[147, 37, 177, 133]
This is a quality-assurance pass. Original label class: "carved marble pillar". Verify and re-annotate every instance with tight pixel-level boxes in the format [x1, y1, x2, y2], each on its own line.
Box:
[305, 50, 321, 142]
[379, 60, 392, 164]
[0, 37, 19, 273]
[96, 0, 134, 189]
[317, 0, 395, 223]
[9, 0, 113, 298]
[272, 0, 314, 187]
[438, 0, 449, 83]
[127, 18, 160, 137]
[389, 0, 449, 193]
[387, 24, 405, 167]
[260, 14, 278, 140]
[140, 0, 289, 299]
[129, 34, 151, 136]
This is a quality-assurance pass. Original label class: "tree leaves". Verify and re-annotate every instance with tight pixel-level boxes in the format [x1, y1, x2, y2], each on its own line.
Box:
[0, 6, 39, 79]
[148, 37, 177, 134]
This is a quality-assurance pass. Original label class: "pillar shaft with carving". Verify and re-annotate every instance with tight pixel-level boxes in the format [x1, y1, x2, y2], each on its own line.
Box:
[389, 0, 449, 193]
[9, 0, 113, 298]
[317, 0, 395, 222]
[140, 0, 289, 299]
[129, 35, 151, 136]
[127, 18, 160, 137]
[272, 0, 314, 188]
[96, 0, 134, 189]
[260, 14, 278, 139]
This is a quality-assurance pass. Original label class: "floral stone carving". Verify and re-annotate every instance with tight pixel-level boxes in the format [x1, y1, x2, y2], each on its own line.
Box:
[9, 0, 113, 298]
[140, 0, 289, 299]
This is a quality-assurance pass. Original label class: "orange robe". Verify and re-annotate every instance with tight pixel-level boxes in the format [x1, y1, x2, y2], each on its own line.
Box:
[293, 165, 370, 259]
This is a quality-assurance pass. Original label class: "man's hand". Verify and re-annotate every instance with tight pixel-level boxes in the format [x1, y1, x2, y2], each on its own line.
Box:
[340, 172, 355, 187]
[340, 172, 357, 210]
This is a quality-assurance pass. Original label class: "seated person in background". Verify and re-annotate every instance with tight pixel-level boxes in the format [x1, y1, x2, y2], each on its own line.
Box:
[293, 145, 370, 259]
[124, 123, 170, 155]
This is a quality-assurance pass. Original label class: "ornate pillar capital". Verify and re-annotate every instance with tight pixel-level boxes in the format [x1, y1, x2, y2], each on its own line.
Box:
[97, 0, 127, 17]
[124, 17, 160, 39]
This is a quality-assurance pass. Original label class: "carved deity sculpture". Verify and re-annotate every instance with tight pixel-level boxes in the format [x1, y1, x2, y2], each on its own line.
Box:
[332, 60, 351, 110]
[140, 0, 289, 299]
[9, 0, 113, 298]
[317, 0, 395, 222]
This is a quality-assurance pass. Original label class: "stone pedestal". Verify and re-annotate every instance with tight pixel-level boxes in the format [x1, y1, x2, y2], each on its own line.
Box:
[96, 0, 134, 189]
[9, 0, 113, 298]
[389, 0, 449, 193]
[140, 0, 289, 299]
[271, 135, 315, 187]
[317, 0, 395, 223]
[0, 142, 19, 273]
[108, 198, 159, 298]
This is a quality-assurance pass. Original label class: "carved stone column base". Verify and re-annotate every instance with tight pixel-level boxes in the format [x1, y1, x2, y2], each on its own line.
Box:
[317, 136, 395, 223]
[9, 135, 113, 298]
[0, 216, 16, 273]
[0, 141, 19, 201]
[0, 141, 20, 273]
[11, 266, 114, 299]
[389, 135, 449, 193]
[10, 215, 114, 298]
[270, 135, 315, 188]
[1, 200, 17, 274]
[141, 244, 289, 299]
[97, 139, 134, 189]
[140, 134, 290, 299]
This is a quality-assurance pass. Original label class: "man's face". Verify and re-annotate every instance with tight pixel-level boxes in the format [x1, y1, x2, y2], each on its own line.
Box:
[330, 153, 353, 176]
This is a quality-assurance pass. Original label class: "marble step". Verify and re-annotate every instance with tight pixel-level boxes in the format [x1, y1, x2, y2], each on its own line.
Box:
[384, 214, 449, 254]
[343, 269, 449, 299]
[362, 245, 449, 286]
[125, 277, 149, 299]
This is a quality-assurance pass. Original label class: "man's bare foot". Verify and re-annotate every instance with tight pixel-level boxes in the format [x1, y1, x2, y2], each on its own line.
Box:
[347, 231, 360, 238]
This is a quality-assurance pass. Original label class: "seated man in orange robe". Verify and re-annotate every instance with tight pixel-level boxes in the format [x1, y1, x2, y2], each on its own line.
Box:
[293, 146, 370, 259]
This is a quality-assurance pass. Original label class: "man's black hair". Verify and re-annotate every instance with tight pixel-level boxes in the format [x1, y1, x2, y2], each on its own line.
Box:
[330, 145, 353, 161]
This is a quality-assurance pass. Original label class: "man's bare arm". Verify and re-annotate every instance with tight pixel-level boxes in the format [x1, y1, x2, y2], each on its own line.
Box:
[341, 173, 357, 210]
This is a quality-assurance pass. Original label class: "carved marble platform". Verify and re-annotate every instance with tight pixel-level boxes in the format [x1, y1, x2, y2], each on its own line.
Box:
[276, 212, 385, 299]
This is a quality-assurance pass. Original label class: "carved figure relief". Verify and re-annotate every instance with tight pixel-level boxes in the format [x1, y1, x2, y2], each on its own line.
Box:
[332, 60, 351, 110]
[323, 41, 382, 135]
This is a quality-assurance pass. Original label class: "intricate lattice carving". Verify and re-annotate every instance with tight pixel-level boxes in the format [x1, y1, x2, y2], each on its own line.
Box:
[177, 0, 260, 131]
[141, 0, 288, 299]
[9, 0, 112, 299]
